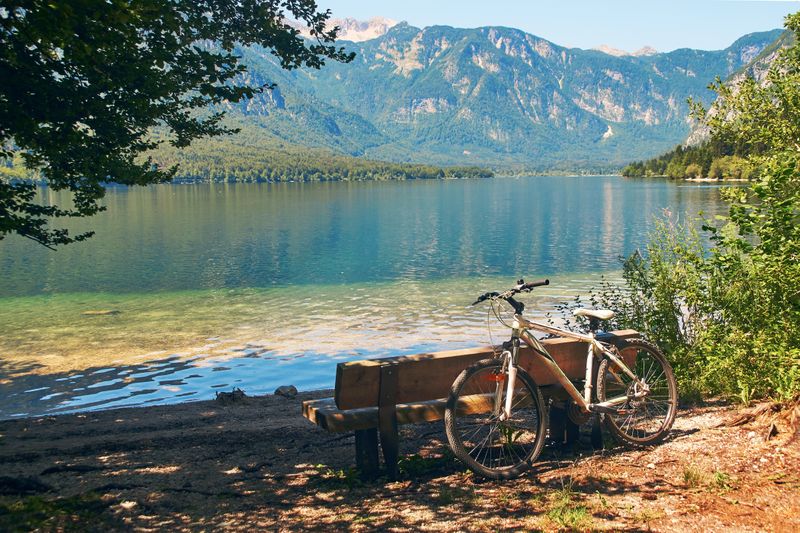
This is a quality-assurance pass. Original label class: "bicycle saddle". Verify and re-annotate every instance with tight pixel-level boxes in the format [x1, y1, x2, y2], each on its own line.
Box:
[573, 308, 615, 320]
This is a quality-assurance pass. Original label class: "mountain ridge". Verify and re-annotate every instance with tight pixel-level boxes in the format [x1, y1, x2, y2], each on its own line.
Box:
[154, 23, 786, 176]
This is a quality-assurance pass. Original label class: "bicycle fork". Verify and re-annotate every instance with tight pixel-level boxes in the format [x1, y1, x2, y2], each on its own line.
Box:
[496, 336, 521, 422]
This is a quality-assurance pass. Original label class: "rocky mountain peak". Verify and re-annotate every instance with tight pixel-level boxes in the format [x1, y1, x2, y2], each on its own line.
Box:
[633, 46, 658, 56]
[593, 44, 658, 57]
[291, 16, 398, 42]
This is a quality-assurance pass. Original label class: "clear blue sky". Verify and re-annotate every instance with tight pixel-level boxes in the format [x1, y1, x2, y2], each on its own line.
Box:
[319, 0, 799, 52]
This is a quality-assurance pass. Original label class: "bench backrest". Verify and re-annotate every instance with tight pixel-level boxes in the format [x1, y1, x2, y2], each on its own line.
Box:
[334, 329, 638, 409]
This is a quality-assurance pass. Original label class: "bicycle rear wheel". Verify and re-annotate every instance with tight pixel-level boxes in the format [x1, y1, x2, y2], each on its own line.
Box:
[445, 358, 547, 480]
[596, 338, 678, 445]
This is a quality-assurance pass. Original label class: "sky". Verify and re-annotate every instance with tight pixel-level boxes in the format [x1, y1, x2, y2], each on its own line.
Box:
[319, 0, 799, 53]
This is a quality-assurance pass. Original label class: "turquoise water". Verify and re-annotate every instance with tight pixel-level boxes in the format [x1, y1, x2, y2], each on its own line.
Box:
[0, 176, 728, 418]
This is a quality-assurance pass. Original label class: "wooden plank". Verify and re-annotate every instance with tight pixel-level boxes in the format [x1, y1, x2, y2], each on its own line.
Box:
[304, 397, 422, 433]
[304, 388, 556, 433]
[304, 397, 453, 433]
[335, 330, 639, 410]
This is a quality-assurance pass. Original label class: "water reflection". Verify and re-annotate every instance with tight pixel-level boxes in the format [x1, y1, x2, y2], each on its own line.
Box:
[0, 177, 726, 297]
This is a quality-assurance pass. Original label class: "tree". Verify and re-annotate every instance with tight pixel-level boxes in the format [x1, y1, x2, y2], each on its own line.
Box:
[684, 163, 702, 179]
[665, 158, 685, 179]
[608, 11, 800, 401]
[0, 0, 354, 247]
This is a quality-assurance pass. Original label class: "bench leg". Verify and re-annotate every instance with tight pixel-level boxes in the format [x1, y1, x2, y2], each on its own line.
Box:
[549, 403, 566, 447]
[565, 416, 580, 447]
[379, 364, 400, 480]
[550, 403, 581, 449]
[591, 414, 604, 450]
[355, 428, 379, 479]
[379, 419, 399, 480]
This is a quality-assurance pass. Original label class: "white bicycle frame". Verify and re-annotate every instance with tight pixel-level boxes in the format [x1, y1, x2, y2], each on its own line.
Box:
[498, 313, 645, 420]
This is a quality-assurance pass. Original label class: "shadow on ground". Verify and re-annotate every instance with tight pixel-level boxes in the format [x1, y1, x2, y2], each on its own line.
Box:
[0, 389, 692, 531]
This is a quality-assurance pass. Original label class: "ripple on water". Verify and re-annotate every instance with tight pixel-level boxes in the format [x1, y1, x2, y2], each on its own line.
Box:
[0, 273, 621, 419]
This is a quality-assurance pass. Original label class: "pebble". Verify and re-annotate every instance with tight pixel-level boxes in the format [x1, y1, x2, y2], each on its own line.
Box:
[274, 385, 298, 399]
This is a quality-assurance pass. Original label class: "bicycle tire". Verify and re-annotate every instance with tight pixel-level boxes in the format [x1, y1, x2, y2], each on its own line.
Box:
[596, 338, 678, 445]
[445, 358, 547, 480]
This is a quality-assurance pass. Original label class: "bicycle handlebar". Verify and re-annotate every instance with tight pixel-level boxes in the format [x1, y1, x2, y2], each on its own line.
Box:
[520, 279, 550, 291]
[470, 278, 550, 307]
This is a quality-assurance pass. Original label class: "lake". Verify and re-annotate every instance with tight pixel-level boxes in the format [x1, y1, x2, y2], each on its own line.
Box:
[0, 176, 729, 418]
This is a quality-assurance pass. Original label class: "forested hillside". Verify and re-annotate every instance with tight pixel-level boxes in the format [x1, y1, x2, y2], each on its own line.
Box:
[143, 24, 783, 180]
[622, 29, 793, 179]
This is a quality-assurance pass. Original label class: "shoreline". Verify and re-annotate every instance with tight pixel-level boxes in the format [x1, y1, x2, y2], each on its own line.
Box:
[619, 174, 751, 182]
[684, 177, 749, 182]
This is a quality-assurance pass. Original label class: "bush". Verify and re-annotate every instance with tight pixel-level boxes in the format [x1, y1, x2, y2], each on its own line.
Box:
[685, 163, 703, 179]
[665, 158, 686, 179]
[707, 155, 754, 180]
[589, 156, 800, 402]
[598, 12, 800, 403]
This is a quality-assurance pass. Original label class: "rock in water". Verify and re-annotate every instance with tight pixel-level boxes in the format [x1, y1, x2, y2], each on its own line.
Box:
[215, 388, 247, 404]
[274, 385, 298, 399]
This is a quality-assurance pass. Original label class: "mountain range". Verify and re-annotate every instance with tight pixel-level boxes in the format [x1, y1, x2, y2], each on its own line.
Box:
[162, 21, 786, 174]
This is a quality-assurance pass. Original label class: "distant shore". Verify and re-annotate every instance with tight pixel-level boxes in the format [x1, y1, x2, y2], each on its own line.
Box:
[620, 174, 751, 182]
[684, 177, 749, 182]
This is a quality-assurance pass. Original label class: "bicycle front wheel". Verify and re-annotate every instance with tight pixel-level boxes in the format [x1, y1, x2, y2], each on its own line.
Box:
[596, 338, 678, 445]
[444, 358, 547, 480]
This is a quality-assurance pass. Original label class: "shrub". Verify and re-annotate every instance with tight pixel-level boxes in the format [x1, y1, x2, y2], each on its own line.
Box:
[685, 163, 703, 179]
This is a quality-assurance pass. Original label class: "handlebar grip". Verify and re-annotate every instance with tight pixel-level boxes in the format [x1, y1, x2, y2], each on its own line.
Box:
[471, 291, 499, 305]
[522, 279, 549, 290]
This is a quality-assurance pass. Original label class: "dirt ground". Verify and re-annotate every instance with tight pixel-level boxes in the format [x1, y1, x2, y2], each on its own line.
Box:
[0, 392, 798, 532]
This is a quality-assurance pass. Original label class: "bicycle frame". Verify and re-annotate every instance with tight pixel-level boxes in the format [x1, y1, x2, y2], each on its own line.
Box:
[500, 313, 641, 418]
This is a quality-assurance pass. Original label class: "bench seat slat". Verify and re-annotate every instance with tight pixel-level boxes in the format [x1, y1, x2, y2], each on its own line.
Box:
[303, 397, 447, 433]
[303, 385, 575, 433]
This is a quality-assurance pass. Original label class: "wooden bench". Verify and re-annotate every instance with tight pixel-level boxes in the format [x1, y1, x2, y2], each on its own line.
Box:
[302, 329, 638, 478]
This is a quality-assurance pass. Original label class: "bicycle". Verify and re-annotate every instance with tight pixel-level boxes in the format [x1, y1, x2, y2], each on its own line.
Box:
[444, 278, 678, 480]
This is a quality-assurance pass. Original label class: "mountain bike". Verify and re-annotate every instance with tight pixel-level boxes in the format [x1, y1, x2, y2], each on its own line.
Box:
[444, 278, 678, 479]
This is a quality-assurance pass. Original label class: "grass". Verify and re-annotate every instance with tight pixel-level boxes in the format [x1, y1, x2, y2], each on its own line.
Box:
[545, 477, 594, 532]
[711, 471, 733, 492]
[314, 465, 364, 490]
[683, 464, 736, 493]
[594, 491, 611, 512]
[683, 464, 706, 488]
[0, 493, 111, 532]
[634, 507, 666, 529]
[437, 485, 477, 506]
[398, 452, 452, 478]
[683, 464, 735, 493]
